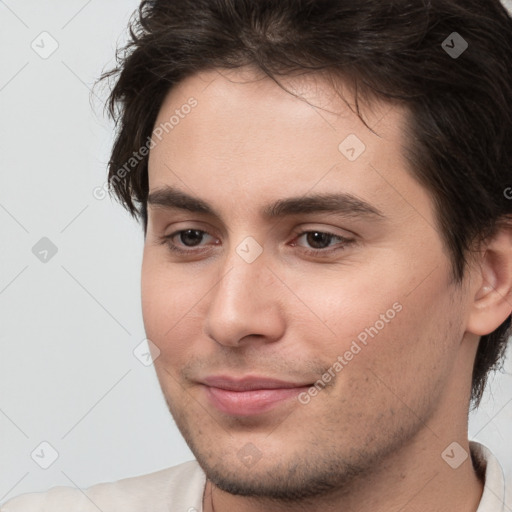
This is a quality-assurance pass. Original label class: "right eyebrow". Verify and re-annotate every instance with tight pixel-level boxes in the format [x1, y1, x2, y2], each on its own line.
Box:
[148, 186, 215, 215]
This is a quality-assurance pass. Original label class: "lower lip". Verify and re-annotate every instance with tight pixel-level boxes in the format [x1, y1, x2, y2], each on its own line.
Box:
[204, 385, 310, 416]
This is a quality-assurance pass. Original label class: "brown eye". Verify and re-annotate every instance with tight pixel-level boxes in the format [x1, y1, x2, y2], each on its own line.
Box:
[159, 228, 216, 255]
[291, 230, 355, 257]
[178, 229, 206, 247]
[303, 231, 337, 249]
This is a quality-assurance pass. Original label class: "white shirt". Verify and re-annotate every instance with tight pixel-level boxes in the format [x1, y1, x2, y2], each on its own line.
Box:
[1, 441, 508, 511]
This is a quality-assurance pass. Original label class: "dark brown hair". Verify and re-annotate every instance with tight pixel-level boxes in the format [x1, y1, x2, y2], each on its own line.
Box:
[95, 0, 512, 408]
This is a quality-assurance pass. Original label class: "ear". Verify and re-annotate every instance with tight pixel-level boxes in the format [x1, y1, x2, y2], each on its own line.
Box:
[466, 222, 512, 336]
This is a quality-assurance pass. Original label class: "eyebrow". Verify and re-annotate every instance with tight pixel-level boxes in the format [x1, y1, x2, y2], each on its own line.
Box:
[147, 185, 386, 222]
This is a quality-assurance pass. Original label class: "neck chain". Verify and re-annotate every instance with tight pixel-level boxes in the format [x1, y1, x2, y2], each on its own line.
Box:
[210, 488, 216, 512]
[205, 479, 216, 512]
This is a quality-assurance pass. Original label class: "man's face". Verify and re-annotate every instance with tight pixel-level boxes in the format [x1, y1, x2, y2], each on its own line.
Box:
[141, 67, 471, 498]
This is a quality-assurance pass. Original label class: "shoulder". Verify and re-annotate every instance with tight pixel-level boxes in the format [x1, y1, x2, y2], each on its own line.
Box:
[1, 460, 205, 512]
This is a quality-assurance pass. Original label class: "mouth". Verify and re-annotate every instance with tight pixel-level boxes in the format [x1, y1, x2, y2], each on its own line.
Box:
[200, 375, 313, 416]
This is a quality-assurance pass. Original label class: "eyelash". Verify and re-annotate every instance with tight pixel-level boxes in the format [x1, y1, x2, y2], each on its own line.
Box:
[158, 228, 355, 258]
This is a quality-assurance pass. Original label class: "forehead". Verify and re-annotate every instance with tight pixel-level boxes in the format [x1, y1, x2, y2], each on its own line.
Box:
[150, 67, 402, 155]
[146, 67, 434, 230]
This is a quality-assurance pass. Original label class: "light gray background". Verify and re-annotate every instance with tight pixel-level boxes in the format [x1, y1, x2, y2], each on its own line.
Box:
[1, 0, 511, 504]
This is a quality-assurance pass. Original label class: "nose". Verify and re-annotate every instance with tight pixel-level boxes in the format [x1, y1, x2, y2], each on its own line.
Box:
[203, 242, 286, 348]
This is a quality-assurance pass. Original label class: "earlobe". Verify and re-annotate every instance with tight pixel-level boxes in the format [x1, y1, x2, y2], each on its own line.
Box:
[466, 225, 512, 336]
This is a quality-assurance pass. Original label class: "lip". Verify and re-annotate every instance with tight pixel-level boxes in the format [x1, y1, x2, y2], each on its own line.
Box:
[201, 375, 312, 416]
[202, 375, 311, 391]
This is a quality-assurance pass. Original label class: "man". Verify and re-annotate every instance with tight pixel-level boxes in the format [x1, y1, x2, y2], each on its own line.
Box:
[3, 0, 512, 510]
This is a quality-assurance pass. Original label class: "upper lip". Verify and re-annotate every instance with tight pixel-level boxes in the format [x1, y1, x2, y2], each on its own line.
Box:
[201, 375, 311, 391]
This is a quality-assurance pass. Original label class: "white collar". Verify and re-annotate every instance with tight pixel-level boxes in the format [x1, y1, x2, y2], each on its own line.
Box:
[471, 441, 508, 511]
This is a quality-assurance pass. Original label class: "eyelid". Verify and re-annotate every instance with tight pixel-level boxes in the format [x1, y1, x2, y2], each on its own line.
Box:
[159, 225, 356, 258]
[162, 228, 217, 250]
[290, 229, 355, 256]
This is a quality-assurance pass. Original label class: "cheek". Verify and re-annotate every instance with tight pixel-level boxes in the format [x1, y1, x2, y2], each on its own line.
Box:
[141, 249, 211, 365]
[294, 261, 458, 387]
[283, 267, 404, 352]
[141, 252, 184, 348]
[337, 281, 460, 411]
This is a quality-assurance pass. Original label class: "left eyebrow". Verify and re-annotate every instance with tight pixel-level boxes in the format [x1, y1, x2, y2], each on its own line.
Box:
[261, 193, 385, 220]
[147, 185, 386, 222]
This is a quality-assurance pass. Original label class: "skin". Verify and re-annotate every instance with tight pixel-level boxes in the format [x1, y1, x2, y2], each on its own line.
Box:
[141, 66, 512, 512]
